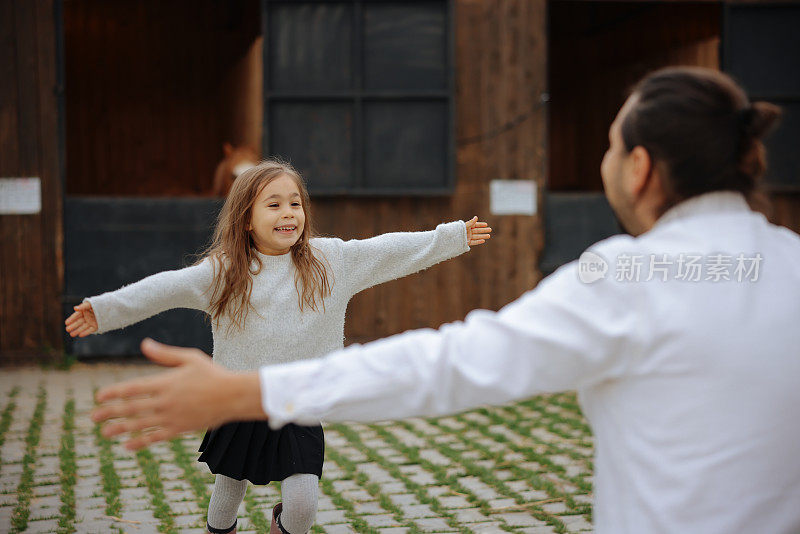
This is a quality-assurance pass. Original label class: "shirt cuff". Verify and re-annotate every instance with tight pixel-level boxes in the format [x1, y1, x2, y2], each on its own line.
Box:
[259, 359, 325, 429]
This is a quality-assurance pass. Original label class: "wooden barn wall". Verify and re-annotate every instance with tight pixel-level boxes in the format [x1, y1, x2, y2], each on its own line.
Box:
[64, 0, 261, 196]
[767, 194, 800, 235]
[323, 0, 547, 344]
[549, 2, 721, 192]
[547, 1, 800, 236]
[0, 0, 64, 359]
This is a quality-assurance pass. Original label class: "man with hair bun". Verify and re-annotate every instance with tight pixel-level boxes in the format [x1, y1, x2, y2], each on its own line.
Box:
[93, 67, 800, 534]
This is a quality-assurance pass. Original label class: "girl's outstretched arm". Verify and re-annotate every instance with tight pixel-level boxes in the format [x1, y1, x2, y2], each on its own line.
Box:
[66, 259, 215, 336]
[338, 217, 491, 296]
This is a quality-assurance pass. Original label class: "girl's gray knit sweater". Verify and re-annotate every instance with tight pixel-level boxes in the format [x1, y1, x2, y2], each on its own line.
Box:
[87, 221, 469, 371]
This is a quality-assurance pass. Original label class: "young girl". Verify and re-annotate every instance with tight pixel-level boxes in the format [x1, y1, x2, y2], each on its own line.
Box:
[66, 160, 491, 534]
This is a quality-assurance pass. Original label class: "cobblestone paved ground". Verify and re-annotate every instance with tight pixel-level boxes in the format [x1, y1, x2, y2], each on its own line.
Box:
[0, 364, 594, 533]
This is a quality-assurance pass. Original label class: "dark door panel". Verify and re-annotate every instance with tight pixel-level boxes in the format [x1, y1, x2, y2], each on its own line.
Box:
[64, 198, 221, 357]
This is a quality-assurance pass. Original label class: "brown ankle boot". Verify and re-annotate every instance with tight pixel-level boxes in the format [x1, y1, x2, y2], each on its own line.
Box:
[270, 502, 284, 534]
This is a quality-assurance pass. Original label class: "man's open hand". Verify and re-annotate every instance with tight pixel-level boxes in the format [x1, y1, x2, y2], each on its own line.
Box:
[91, 338, 265, 451]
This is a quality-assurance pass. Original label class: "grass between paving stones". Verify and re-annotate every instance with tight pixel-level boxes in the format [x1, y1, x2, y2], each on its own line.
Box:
[516, 396, 593, 448]
[10, 386, 46, 533]
[484, 401, 595, 496]
[57, 395, 77, 533]
[495, 403, 593, 462]
[243, 486, 272, 533]
[527, 393, 593, 438]
[489, 404, 589, 461]
[307, 442, 385, 534]
[376, 425, 517, 533]
[394, 419, 569, 533]
[429, 407, 591, 524]
[324, 443, 422, 533]
[488, 403, 589, 462]
[0, 387, 20, 476]
[92, 389, 125, 534]
[491, 403, 595, 497]
[333, 423, 508, 534]
[244, 478, 284, 532]
[460, 408, 592, 495]
[318, 475, 379, 534]
[11, 377, 592, 533]
[445, 403, 594, 520]
[168, 437, 211, 514]
[136, 448, 177, 533]
[442, 413, 592, 520]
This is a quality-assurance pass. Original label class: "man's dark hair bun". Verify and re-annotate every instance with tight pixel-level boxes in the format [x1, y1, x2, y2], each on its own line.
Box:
[742, 101, 782, 140]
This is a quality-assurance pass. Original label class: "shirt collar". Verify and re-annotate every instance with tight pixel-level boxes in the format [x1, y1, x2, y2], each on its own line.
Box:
[653, 191, 751, 229]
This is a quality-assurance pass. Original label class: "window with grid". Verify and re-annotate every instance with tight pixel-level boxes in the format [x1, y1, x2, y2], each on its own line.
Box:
[263, 0, 454, 195]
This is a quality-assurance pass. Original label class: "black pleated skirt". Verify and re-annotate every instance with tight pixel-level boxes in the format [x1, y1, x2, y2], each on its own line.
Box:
[198, 421, 324, 485]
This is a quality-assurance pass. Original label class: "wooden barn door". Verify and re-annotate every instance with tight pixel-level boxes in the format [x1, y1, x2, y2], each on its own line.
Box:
[543, 1, 723, 274]
[62, 1, 262, 358]
[721, 2, 800, 233]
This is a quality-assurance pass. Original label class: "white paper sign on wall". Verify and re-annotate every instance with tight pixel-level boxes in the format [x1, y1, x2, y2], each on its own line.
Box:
[0, 178, 42, 215]
[490, 180, 537, 216]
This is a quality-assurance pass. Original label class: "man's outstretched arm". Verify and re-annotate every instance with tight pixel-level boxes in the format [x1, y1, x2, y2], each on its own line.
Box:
[259, 264, 641, 428]
[93, 259, 641, 451]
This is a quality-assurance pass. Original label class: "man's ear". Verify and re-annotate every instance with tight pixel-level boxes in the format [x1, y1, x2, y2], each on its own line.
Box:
[629, 146, 654, 198]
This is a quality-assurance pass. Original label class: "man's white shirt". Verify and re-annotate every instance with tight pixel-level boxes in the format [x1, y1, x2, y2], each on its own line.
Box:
[260, 191, 800, 534]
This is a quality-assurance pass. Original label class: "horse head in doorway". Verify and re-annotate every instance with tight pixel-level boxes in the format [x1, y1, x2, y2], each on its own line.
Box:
[212, 143, 259, 197]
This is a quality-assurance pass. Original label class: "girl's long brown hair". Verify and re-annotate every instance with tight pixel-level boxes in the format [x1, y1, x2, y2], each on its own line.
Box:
[199, 159, 332, 332]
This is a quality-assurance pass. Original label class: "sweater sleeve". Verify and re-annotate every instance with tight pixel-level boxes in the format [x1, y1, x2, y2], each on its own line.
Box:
[339, 220, 470, 296]
[85, 258, 216, 334]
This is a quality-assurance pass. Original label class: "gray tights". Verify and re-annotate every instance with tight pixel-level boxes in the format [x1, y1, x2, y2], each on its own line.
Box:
[207, 473, 319, 533]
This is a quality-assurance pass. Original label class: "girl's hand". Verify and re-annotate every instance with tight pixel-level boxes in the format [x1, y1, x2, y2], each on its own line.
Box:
[65, 301, 98, 337]
[466, 216, 492, 246]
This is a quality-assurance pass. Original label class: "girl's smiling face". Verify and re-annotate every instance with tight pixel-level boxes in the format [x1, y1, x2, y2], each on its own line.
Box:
[248, 174, 306, 255]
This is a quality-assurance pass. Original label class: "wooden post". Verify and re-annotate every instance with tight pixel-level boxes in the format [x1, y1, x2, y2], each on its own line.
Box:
[0, 0, 64, 362]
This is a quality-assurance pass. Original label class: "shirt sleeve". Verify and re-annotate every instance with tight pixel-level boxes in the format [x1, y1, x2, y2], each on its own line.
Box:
[339, 220, 470, 296]
[260, 256, 645, 428]
[85, 258, 216, 334]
